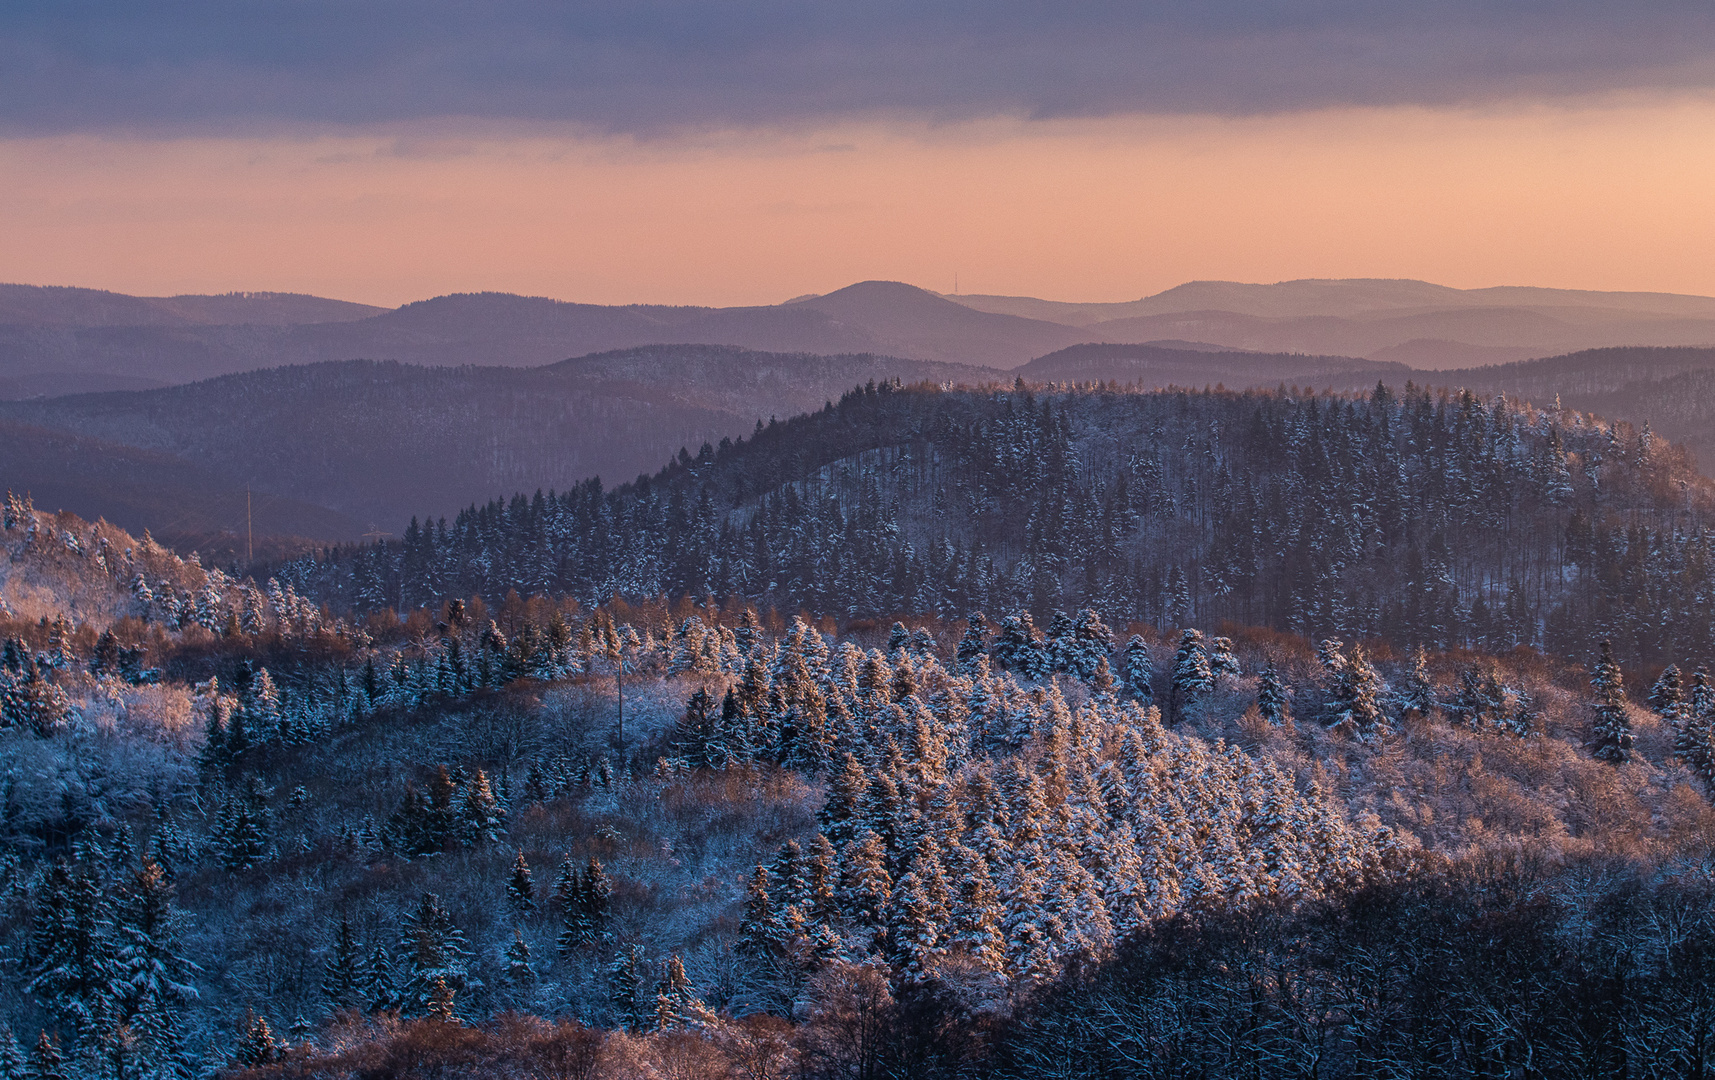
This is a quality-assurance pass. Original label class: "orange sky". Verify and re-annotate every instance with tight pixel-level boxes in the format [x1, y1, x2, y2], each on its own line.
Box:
[5, 97, 1715, 307]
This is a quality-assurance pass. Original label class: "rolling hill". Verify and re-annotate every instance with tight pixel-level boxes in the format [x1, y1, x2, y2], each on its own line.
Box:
[947, 278, 1715, 368]
[13, 277, 1715, 401]
[0, 346, 992, 539]
[0, 282, 1082, 398]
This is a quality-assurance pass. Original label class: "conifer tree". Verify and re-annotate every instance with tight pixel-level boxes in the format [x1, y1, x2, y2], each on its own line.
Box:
[506, 850, 536, 915]
[1171, 629, 1213, 718]
[839, 832, 893, 931]
[398, 892, 475, 1016]
[1589, 640, 1634, 763]
[1062, 609, 1115, 681]
[886, 622, 912, 655]
[557, 858, 612, 954]
[231, 1012, 280, 1069]
[215, 778, 270, 871]
[1121, 635, 1155, 700]
[1257, 659, 1291, 726]
[195, 693, 231, 782]
[505, 930, 534, 990]
[113, 859, 198, 1064]
[26, 861, 117, 1039]
[738, 865, 786, 959]
[0, 1028, 22, 1080]
[454, 769, 505, 845]
[1649, 663, 1686, 720]
[818, 753, 869, 851]
[804, 834, 840, 925]
[322, 916, 364, 1011]
[1395, 647, 1436, 720]
[652, 955, 709, 1031]
[956, 613, 990, 672]
[991, 614, 1049, 680]
[1208, 636, 1241, 684]
[673, 688, 716, 768]
[1694, 665, 1715, 719]
[608, 945, 652, 1031]
[1321, 641, 1387, 736]
[364, 945, 398, 1014]
[426, 977, 458, 1022]
[27, 1032, 64, 1080]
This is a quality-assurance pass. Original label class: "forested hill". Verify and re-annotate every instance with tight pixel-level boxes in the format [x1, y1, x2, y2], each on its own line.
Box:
[0, 348, 989, 535]
[1429, 345, 1715, 466]
[284, 381, 1712, 670]
[1014, 342, 1405, 387]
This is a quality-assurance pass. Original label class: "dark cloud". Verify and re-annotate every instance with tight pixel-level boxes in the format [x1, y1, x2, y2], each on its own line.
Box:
[4, 2, 1715, 135]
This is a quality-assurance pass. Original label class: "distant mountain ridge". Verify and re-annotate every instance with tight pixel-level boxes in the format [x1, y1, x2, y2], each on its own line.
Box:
[0, 281, 1083, 397]
[0, 283, 386, 327]
[9, 276, 1715, 400]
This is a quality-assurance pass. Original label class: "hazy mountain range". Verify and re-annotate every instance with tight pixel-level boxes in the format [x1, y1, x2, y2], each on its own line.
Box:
[7, 275, 1715, 556]
[8, 339, 1715, 556]
[7, 277, 1715, 400]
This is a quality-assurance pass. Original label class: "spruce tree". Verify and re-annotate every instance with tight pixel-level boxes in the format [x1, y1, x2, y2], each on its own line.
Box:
[607, 945, 652, 1031]
[956, 613, 989, 672]
[231, 1012, 280, 1068]
[364, 945, 398, 1013]
[1589, 640, 1634, 763]
[26, 861, 117, 1039]
[1062, 609, 1114, 681]
[653, 954, 708, 1031]
[0, 1027, 24, 1080]
[1121, 635, 1155, 700]
[839, 831, 893, 931]
[1208, 636, 1241, 684]
[398, 892, 474, 1016]
[322, 916, 364, 1011]
[557, 858, 612, 954]
[113, 859, 198, 1065]
[1694, 665, 1715, 720]
[454, 769, 504, 845]
[738, 865, 786, 959]
[27, 1032, 63, 1080]
[1171, 629, 1213, 718]
[1649, 663, 1686, 720]
[1395, 647, 1436, 720]
[1257, 659, 1291, 726]
[216, 777, 271, 871]
[1322, 642, 1387, 736]
[817, 752, 869, 851]
[506, 850, 536, 914]
[425, 977, 458, 1023]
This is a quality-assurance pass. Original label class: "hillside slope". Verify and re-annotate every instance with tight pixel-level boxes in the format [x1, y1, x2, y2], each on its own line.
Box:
[0, 347, 989, 532]
[949, 278, 1715, 368]
[282, 381, 1714, 671]
[0, 282, 1079, 397]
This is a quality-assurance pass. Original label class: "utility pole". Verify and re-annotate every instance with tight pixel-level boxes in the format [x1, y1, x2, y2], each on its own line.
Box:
[246, 486, 253, 564]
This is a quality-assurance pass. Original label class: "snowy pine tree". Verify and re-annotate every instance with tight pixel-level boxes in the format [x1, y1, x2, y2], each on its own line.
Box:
[398, 892, 475, 1016]
[322, 916, 364, 1011]
[505, 850, 536, 914]
[1649, 663, 1685, 721]
[1121, 635, 1155, 700]
[1171, 629, 1213, 718]
[1257, 659, 1291, 726]
[1589, 640, 1634, 764]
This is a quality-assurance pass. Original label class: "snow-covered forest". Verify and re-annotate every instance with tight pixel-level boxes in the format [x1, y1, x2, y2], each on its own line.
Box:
[286, 381, 1714, 670]
[6, 384, 1715, 1078]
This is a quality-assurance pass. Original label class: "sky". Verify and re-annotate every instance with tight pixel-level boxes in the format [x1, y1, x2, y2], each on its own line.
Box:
[4, 2, 1715, 307]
